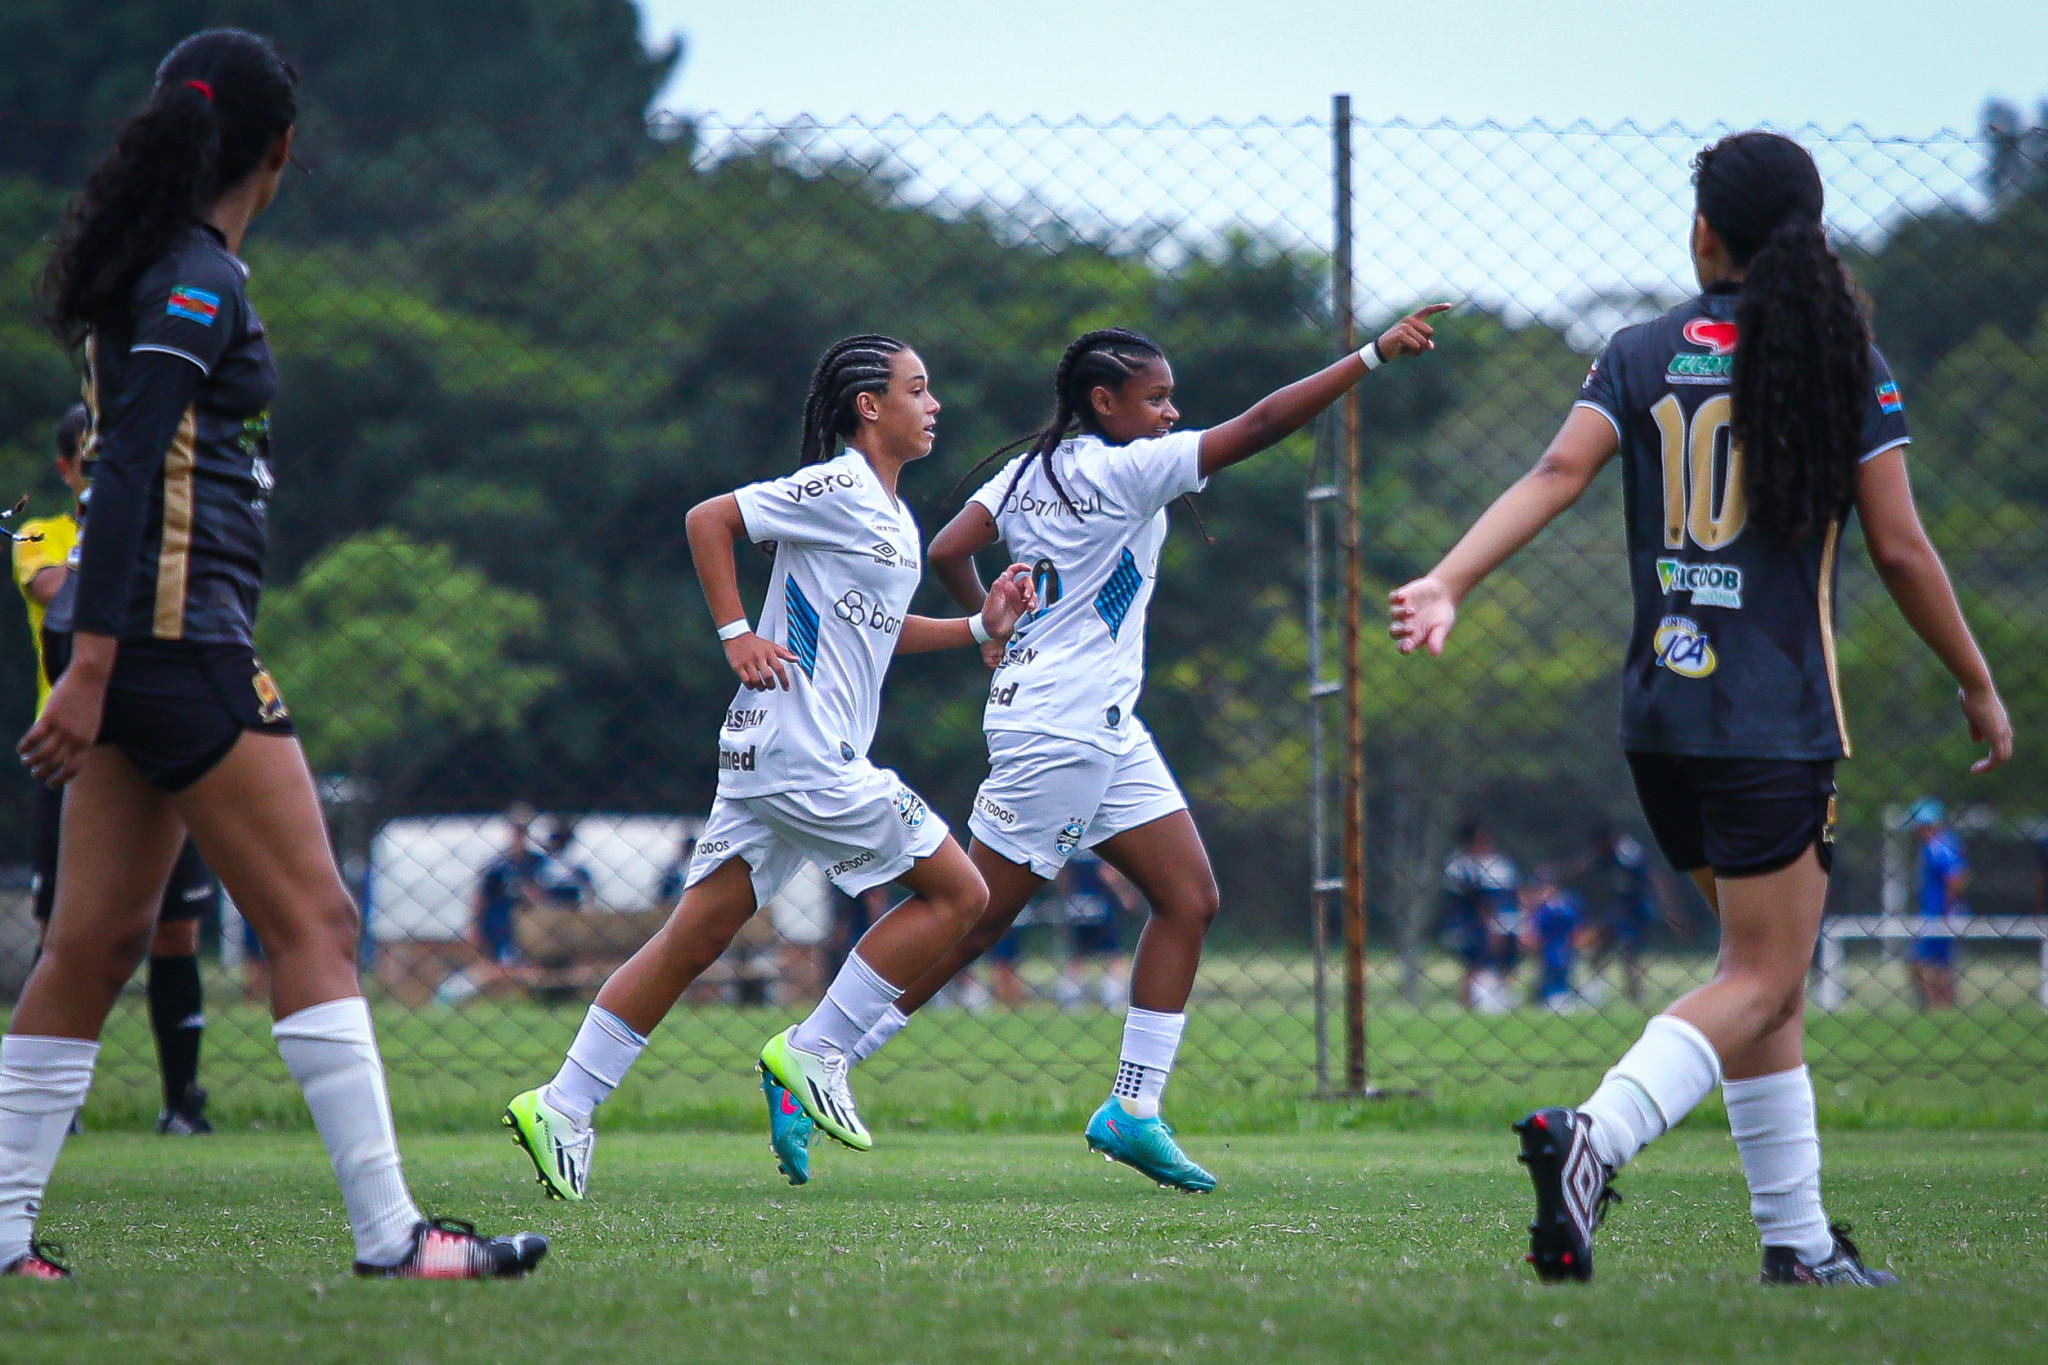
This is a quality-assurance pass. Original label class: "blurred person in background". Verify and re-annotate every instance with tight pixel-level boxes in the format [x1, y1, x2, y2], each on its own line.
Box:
[1582, 822, 1663, 1005]
[449, 802, 542, 1001]
[765, 862, 835, 1002]
[1520, 867, 1584, 1013]
[17, 405, 217, 1135]
[1907, 798, 1966, 1010]
[1054, 848, 1133, 1011]
[1442, 821, 1519, 1011]
[533, 814, 594, 911]
[655, 827, 697, 906]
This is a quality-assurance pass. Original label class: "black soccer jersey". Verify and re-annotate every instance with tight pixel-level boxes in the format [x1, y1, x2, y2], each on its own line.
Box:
[61, 223, 277, 646]
[1577, 281, 1910, 761]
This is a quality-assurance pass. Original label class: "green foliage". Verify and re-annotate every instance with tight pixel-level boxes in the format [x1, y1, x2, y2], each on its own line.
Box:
[258, 528, 557, 776]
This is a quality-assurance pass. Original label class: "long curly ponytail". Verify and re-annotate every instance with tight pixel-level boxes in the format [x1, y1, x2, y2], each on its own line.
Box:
[43, 29, 298, 348]
[1694, 132, 1871, 541]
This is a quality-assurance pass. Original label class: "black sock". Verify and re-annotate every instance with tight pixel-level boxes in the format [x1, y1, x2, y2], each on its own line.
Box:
[147, 954, 205, 1111]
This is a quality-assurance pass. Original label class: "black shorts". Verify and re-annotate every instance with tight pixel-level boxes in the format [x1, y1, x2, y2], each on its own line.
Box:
[1626, 751, 1836, 879]
[31, 783, 219, 924]
[46, 632, 295, 792]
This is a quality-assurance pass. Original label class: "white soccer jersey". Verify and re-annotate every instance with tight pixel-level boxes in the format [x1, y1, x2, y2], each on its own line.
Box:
[719, 449, 923, 797]
[969, 430, 1206, 754]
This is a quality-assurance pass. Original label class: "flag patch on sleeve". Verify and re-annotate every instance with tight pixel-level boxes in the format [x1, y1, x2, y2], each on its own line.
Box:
[1876, 380, 1903, 414]
[166, 286, 222, 325]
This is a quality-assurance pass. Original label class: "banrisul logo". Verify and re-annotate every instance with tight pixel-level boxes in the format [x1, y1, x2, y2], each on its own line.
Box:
[1655, 558, 1744, 609]
[1669, 317, 1737, 384]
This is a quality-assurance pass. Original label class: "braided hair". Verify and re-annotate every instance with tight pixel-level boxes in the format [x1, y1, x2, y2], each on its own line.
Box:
[950, 328, 1167, 513]
[43, 30, 298, 348]
[1694, 132, 1871, 541]
[798, 334, 908, 465]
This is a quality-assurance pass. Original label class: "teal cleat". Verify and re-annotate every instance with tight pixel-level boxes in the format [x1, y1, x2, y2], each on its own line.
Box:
[761, 1063, 814, 1186]
[1083, 1098, 1217, 1193]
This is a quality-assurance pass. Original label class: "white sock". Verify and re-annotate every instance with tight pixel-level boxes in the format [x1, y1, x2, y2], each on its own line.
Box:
[273, 997, 424, 1268]
[0, 1035, 98, 1268]
[1577, 1013, 1721, 1170]
[791, 952, 902, 1058]
[1111, 1008, 1186, 1119]
[1725, 1065, 1833, 1265]
[850, 1005, 910, 1066]
[541, 1005, 648, 1127]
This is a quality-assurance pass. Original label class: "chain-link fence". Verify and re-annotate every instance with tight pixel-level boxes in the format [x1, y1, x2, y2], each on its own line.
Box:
[0, 108, 2043, 1125]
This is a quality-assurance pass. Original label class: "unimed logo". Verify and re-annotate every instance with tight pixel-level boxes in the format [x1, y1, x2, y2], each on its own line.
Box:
[718, 745, 757, 771]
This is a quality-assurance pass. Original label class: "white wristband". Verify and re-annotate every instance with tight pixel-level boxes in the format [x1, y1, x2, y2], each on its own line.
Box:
[967, 613, 993, 645]
[716, 618, 752, 642]
[1357, 338, 1385, 372]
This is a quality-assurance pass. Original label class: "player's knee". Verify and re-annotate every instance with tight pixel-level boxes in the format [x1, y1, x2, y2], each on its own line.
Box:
[1157, 877, 1221, 934]
[941, 878, 990, 935]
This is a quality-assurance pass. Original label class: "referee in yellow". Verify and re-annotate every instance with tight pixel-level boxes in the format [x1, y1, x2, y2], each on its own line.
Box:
[16, 405, 217, 1134]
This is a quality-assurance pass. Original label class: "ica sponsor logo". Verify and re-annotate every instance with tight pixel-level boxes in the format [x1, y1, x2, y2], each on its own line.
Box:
[974, 793, 1018, 827]
[250, 665, 289, 724]
[895, 787, 928, 831]
[988, 681, 1019, 706]
[718, 745, 758, 772]
[1652, 615, 1718, 678]
[1655, 559, 1744, 609]
[724, 707, 768, 731]
[1669, 317, 1738, 383]
[1055, 819, 1086, 857]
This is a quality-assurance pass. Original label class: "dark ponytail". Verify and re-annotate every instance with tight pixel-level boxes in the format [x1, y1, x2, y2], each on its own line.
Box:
[1694, 132, 1870, 541]
[798, 334, 907, 466]
[949, 328, 1166, 512]
[43, 29, 298, 348]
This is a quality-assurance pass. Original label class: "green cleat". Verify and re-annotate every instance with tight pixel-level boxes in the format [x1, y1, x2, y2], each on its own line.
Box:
[761, 1063, 815, 1185]
[503, 1088, 593, 1201]
[1083, 1097, 1217, 1192]
[759, 1027, 872, 1152]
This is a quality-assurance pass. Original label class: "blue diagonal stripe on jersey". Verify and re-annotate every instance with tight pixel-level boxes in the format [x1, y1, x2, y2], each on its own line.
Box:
[1094, 548, 1142, 640]
[785, 576, 820, 678]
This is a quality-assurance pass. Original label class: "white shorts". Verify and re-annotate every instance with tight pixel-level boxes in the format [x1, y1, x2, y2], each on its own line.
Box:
[968, 724, 1188, 880]
[685, 763, 950, 906]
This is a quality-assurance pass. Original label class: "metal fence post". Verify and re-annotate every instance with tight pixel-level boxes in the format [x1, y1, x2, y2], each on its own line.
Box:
[1332, 93, 1370, 1095]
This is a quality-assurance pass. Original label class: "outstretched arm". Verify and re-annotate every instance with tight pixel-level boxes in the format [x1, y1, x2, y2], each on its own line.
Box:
[1198, 304, 1450, 477]
[1388, 404, 1619, 658]
[1856, 448, 2011, 773]
[685, 493, 800, 692]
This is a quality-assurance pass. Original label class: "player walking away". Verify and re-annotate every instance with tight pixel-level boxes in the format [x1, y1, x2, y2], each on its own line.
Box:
[504, 336, 1037, 1197]
[844, 308, 1447, 1193]
[1583, 823, 1660, 1005]
[1443, 821, 1518, 1010]
[1054, 849, 1134, 1011]
[4, 29, 546, 1281]
[17, 407, 218, 1134]
[1906, 798, 1966, 1010]
[1391, 132, 2012, 1287]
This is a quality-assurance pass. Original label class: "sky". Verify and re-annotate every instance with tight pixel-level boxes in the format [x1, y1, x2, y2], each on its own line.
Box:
[636, 0, 2048, 134]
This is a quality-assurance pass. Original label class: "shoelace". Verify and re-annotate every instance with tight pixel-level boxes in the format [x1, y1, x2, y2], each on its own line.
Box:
[821, 1052, 860, 1121]
[1826, 1221, 1863, 1265]
[1592, 1181, 1624, 1229]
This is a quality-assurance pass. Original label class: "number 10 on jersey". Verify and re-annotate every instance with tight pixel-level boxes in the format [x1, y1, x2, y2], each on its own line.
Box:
[1651, 392, 1746, 550]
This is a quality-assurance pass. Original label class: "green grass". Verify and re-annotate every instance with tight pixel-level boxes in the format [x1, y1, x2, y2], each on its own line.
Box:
[2, 1129, 2043, 1363]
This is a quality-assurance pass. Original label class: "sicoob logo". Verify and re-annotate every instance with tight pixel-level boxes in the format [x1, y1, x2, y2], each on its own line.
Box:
[1655, 559, 1744, 609]
[1653, 615, 1718, 678]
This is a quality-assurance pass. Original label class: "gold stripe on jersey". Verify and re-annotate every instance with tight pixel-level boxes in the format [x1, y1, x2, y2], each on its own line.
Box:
[81, 337, 100, 460]
[1817, 517, 1850, 757]
[152, 406, 198, 639]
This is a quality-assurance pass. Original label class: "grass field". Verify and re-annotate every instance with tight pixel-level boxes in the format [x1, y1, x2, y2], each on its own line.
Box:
[1, 1127, 2043, 1363]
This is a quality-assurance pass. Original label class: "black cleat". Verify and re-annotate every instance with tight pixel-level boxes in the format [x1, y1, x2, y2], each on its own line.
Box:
[2, 1241, 72, 1280]
[156, 1084, 214, 1135]
[353, 1217, 549, 1280]
[1760, 1223, 1899, 1287]
[1514, 1106, 1620, 1283]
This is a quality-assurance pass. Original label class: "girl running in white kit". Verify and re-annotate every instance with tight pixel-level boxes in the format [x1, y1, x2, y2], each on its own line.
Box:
[841, 309, 1446, 1191]
[505, 335, 1036, 1199]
